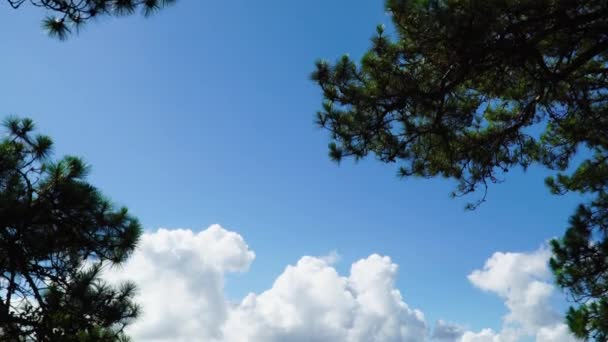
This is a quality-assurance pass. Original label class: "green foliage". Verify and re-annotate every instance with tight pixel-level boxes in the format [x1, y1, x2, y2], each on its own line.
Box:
[0, 117, 141, 340]
[312, 0, 608, 338]
[550, 193, 608, 341]
[6, 0, 177, 39]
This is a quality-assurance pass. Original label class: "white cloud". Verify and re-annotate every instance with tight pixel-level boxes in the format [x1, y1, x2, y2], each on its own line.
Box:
[224, 253, 426, 342]
[104, 225, 255, 342]
[103, 225, 579, 342]
[105, 225, 425, 342]
[462, 248, 577, 342]
[460, 329, 500, 342]
[537, 324, 577, 342]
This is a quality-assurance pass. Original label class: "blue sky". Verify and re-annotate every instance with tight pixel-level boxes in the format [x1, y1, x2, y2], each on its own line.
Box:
[0, 0, 582, 339]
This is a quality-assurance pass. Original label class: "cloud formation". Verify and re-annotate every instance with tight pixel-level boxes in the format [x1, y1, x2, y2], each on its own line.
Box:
[104, 225, 255, 341]
[224, 253, 427, 342]
[433, 320, 466, 342]
[456, 248, 577, 342]
[104, 225, 577, 342]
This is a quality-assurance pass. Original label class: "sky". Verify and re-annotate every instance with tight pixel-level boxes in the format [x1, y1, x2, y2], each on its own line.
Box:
[0, 1, 586, 341]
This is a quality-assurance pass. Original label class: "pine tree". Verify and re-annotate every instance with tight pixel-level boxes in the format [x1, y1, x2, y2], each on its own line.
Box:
[6, 0, 176, 39]
[0, 117, 141, 340]
[312, 0, 608, 339]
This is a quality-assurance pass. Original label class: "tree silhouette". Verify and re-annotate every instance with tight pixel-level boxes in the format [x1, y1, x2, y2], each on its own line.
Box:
[6, 0, 176, 39]
[312, 0, 608, 339]
[0, 117, 141, 340]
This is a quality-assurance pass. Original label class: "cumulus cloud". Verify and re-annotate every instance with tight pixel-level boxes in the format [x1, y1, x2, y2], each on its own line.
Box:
[459, 329, 501, 342]
[105, 225, 425, 342]
[103, 224, 578, 342]
[224, 253, 426, 342]
[461, 248, 577, 342]
[104, 225, 255, 341]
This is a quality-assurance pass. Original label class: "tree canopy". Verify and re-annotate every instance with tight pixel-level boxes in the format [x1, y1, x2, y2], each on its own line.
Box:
[0, 118, 140, 341]
[312, 0, 608, 339]
[6, 0, 176, 39]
